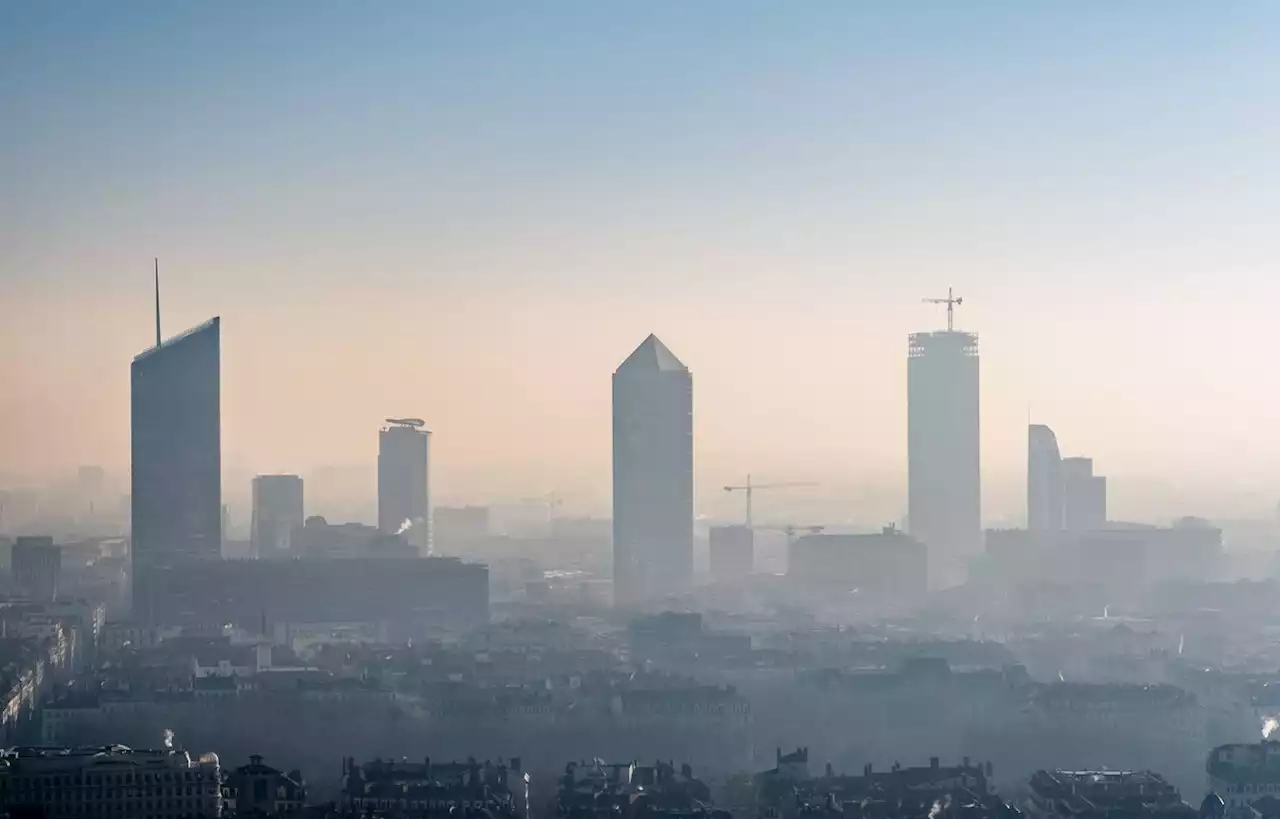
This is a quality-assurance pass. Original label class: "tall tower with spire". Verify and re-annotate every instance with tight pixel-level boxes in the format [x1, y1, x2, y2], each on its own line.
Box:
[612, 334, 693, 607]
[131, 265, 221, 622]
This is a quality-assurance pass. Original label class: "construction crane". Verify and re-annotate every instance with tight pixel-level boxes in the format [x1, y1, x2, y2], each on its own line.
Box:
[923, 287, 963, 332]
[722, 475, 818, 528]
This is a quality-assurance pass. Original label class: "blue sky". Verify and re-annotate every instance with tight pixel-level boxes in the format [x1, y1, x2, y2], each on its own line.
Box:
[4, 2, 1280, 521]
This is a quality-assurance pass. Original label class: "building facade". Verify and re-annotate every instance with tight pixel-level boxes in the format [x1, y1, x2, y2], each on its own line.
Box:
[907, 329, 980, 587]
[0, 744, 222, 819]
[612, 334, 694, 607]
[709, 525, 754, 583]
[12, 536, 61, 602]
[377, 419, 431, 553]
[1062, 456, 1107, 532]
[788, 527, 928, 601]
[131, 318, 222, 622]
[1027, 424, 1063, 535]
[251, 475, 304, 559]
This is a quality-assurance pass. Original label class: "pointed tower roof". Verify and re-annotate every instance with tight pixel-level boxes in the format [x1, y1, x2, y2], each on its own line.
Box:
[616, 334, 688, 373]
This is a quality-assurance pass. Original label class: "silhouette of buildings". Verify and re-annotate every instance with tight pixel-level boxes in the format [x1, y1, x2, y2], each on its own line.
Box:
[612, 334, 693, 607]
[11, 536, 60, 603]
[907, 328, 980, 586]
[709, 525, 754, 583]
[251, 474, 304, 559]
[378, 418, 431, 553]
[1028, 424, 1064, 535]
[130, 317, 221, 622]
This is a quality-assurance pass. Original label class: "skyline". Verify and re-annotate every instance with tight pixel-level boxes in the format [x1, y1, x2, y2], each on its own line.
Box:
[6, 2, 1280, 523]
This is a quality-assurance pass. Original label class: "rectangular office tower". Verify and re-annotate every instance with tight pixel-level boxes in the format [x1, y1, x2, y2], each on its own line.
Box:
[378, 418, 431, 553]
[131, 317, 222, 621]
[907, 329, 980, 588]
[252, 474, 304, 558]
[612, 334, 693, 607]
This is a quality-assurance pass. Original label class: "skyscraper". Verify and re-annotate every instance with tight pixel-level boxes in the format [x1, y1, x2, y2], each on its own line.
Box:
[907, 307, 980, 588]
[612, 334, 693, 607]
[251, 475, 304, 558]
[1027, 424, 1064, 534]
[131, 317, 222, 620]
[378, 418, 430, 553]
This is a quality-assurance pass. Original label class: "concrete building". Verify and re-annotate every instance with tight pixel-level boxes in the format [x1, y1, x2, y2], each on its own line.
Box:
[11, 536, 60, 602]
[131, 317, 221, 622]
[612, 334, 693, 607]
[907, 326, 980, 587]
[378, 418, 431, 553]
[251, 474, 304, 559]
[788, 527, 928, 601]
[1063, 457, 1107, 532]
[0, 744, 222, 819]
[1028, 424, 1063, 535]
[709, 525, 754, 583]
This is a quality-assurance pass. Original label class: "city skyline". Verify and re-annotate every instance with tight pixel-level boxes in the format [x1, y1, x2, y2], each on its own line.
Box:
[7, 3, 1280, 524]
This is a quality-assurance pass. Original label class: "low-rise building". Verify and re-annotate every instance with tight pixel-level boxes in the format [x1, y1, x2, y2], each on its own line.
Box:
[1025, 769, 1193, 819]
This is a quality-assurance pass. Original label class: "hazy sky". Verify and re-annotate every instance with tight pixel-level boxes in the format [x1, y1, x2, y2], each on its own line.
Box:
[4, 2, 1280, 523]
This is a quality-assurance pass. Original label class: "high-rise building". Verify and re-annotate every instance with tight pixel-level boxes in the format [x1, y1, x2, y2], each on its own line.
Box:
[12, 535, 61, 602]
[251, 475, 304, 559]
[378, 418, 430, 553]
[907, 323, 980, 588]
[1027, 424, 1064, 534]
[131, 317, 221, 621]
[709, 525, 754, 583]
[1063, 456, 1107, 532]
[612, 334, 693, 607]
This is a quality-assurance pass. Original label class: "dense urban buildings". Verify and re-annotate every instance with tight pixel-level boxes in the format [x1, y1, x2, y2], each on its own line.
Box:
[612, 334, 694, 607]
[377, 417, 431, 553]
[130, 317, 222, 622]
[907, 306, 980, 587]
[250, 474, 304, 559]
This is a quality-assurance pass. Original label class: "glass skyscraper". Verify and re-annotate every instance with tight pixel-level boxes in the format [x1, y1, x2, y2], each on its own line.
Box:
[612, 334, 693, 607]
[131, 317, 221, 621]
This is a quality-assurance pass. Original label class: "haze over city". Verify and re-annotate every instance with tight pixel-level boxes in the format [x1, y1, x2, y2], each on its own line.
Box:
[10, 5, 1280, 819]
[6, 2, 1280, 525]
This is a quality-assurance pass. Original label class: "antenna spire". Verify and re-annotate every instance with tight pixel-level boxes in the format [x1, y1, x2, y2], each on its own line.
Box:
[922, 287, 964, 332]
[154, 258, 162, 347]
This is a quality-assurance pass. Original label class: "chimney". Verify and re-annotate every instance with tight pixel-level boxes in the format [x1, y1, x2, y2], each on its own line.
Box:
[864, 764, 872, 778]
[963, 757, 970, 769]
[825, 763, 834, 779]
[930, 757, 939, 771]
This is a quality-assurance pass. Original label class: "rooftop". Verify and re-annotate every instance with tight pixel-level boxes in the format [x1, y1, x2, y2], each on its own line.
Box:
[617, 334, 688, 374]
